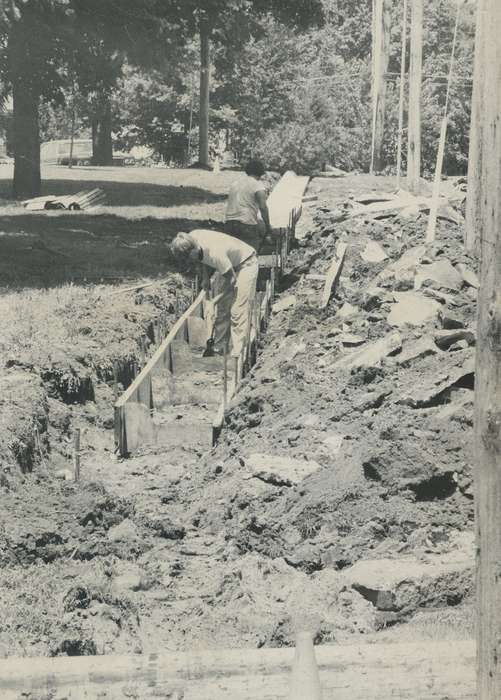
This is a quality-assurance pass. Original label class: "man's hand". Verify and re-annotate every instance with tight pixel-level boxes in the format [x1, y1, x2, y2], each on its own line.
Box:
[224, 268, 237, 287]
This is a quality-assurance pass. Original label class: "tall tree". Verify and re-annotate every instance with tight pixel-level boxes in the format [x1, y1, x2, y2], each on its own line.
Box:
[1, 0, 72, 198]
[165, 0, 324, 167]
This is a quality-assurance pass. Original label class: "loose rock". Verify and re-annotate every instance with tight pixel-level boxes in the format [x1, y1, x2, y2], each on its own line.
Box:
[387, 292, 441, 327]
[246, 453, 321, 486]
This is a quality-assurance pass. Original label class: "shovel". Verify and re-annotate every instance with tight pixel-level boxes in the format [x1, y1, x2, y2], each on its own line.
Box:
[202, 292, 224, 357]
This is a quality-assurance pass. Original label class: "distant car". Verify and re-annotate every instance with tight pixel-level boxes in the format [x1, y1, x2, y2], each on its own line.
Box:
[41, 139, 93, 166]
[40, 139, 135, 166]
[0, 155, 13, 165]
[112, 151, 136, 167]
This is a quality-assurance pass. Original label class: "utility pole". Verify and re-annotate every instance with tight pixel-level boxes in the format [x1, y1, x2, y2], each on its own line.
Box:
[470, 1, 501, 697]
[406, 0, 423, 193]
[199, 15, 210, 168]
[370, 0, 391, 174]
[465, 0, 486, 252]
[396, 0, 408, 189]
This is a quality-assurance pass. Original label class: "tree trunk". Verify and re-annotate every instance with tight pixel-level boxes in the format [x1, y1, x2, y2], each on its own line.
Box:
[92, 95, 113, 166]
[199, 18, 210, 168]
[407, 0, 423, 194]
[9, 20, 41, 199]
[471, 2, 501, 697]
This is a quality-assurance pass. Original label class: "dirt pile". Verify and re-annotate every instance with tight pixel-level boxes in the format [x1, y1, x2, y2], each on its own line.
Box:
[183, 176, 477, 637]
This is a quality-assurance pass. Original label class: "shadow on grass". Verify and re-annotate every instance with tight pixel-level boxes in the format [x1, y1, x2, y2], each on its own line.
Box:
[0, 176, 227, 208]
[0, 212, 222, 290]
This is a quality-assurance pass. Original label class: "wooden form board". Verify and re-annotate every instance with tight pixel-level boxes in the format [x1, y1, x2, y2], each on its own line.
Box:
[0, 639, 475, 699]
[114, 291, 209, 456]
[259, 171, 310, 270]
[267, 171, 310, 229]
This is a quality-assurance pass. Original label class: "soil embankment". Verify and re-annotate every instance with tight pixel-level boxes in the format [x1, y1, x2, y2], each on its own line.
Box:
[0, 174, 476, 658]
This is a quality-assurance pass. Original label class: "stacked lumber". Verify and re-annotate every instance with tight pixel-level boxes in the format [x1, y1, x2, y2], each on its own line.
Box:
[23, 188, 106, 211]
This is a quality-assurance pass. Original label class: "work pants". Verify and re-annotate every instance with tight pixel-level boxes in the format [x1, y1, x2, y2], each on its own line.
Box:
[224, 220, 265, 253]
[213, 254, 258, 358]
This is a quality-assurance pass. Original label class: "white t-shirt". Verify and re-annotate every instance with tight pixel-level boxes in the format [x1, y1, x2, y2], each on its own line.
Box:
[225, 174, 266, 226]
[188, 229, 255, 274]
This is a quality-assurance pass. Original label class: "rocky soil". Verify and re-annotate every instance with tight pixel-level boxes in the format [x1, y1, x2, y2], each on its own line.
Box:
[0, 174, 476, 662]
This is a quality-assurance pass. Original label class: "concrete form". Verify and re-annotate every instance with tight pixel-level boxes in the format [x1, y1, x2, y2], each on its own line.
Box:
[114, 172, 310, 457]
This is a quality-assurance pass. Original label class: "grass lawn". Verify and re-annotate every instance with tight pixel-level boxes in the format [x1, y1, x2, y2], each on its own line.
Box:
[0, 165, 239, 289]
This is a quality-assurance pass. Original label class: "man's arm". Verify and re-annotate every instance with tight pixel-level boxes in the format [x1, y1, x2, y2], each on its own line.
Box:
[256, 190, 272, 234]
[200, 263, 212, 292]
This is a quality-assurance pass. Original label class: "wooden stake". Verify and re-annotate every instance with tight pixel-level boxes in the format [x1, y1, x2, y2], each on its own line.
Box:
[73, 428, 81, 482]
[370, 0, 391, 174]
[233, 356, 239, 392]
[112, 361, 119, 400]
[470, 2, 501, 696]
[407, 0, 423, 194]
[223, 351, 228, 411]
[396, 0, 408, 188]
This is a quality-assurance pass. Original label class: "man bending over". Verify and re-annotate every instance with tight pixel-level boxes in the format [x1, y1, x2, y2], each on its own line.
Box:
[170, 229, 258, 359]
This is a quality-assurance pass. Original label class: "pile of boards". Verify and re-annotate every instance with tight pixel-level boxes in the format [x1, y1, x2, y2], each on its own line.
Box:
[22, 188, 106, 211]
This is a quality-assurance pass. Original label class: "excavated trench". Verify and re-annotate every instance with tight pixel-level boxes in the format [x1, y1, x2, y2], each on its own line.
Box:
[0, 175, 478, 661]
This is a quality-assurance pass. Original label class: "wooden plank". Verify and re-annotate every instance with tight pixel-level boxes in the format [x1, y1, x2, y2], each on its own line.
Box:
[267, 172, 310, 229]
[407, 0, 423, 194]
[0, 640, 475, 700]
[425, 116, 448, 243]
[109, 280, 158, 297]
[320, 242, 348, 309]
[115, 291, 205, 409]
[470, 1, 501, 695]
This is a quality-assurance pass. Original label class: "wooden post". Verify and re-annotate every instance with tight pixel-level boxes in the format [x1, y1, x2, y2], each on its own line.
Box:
[471, 2, 501, 697]
[223, 351, 228, 411]
[407, 0, 423, 194]
[396, 0, 408, 189]
[465, 0, 486, 252]
[112, 361, 119, 400]
[73, 428, 81, 482]
[370, 0, 391, 174]
[233, 356, 239, 392]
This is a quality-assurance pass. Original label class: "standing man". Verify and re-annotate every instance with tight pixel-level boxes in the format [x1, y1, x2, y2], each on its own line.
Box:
[170, 229, 258, 359]
[224, 159, 273, 252]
